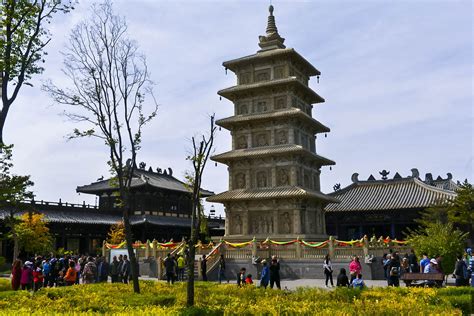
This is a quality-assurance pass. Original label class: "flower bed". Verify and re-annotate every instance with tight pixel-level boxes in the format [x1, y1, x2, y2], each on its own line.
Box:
[0, 279, 471, 315]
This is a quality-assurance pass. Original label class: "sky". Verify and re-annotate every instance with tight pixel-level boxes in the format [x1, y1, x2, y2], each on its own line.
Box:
[4, 0, 473, 216]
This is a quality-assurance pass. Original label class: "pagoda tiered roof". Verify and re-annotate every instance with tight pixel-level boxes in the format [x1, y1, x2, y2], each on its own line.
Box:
[325, 169, 457, 213]
[217, 77, 325, 104]
[207, 186, 339, 204]
[211, 144, 335, 166]
[216, 108, 330, 134]
[223, 48, 320, 77]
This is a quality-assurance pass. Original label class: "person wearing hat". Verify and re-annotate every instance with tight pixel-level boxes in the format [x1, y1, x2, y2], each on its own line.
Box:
[260, 259, 270, 289]
[20, 261, 33, 290]
[424, 259, 438, 286]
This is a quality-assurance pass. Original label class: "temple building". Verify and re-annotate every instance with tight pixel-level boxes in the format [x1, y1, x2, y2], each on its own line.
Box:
[325, 169, 458, 240]
[0, 164, 224, 257]
[208, 6, 337, 240]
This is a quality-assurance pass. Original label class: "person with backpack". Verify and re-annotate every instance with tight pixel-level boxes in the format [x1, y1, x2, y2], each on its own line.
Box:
[336, 268, 350, 287]
[82, 257, 97, 284]
[164, 253, 176, 284]
[42, 258, 51, 288]
[388, 253, 401, 287]
[20, 261, 33, 290]
[323, 254, 334, 287]
[454, 255, 469, 286]
[32, 263, 44, 292]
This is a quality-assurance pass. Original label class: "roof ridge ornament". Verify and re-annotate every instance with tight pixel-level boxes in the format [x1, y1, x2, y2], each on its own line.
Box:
[411, 168, 420, 179]
[258, 5, 286, 51]
[379, 170, 390, 180]
[351, 173, 359, 183]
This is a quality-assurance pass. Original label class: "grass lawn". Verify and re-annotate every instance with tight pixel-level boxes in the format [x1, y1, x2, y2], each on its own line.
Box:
[0, 279, 472, 315]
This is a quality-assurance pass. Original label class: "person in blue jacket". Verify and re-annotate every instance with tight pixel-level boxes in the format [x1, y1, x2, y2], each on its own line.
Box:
[260, 259, 270, 289]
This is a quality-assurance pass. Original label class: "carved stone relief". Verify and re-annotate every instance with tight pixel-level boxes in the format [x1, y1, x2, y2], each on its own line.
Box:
[277, 168, 290, 186]
[240, 72, 251, 84]
[254, 133, 269, 147]
[236, 135, 248, 149]
[255, 69, 270, 82]
[274, 66, 285, 80]
[233, 214, 243, 234]
[276, 130, 288, 145]
[250, 213, 274, 234]
[254, 100, 268, 113]
[238, 103, 248, 115]
[235, 173, 246, 189]
[274, 96, 286, 110]
[280, 212, 292, 234]
[256, 171, 268, 188]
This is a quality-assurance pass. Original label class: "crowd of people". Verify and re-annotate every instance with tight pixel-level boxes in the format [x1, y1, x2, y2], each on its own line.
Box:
[9, 248, 473, 291]
[10, 254, 132, 291]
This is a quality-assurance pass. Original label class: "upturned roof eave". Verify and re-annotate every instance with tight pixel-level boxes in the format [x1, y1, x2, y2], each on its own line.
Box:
[217, 78, 325, 104]
[222, 48, 320, 76]
[211, 146, 335, 166]
[216, 110, 330, 134]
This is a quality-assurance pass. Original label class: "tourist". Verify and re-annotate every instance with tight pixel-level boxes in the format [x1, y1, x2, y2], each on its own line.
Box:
[218, 254, 227, 283]
[32, 263, 44, 291]
[98, 257, 109, 282]
[82, 257, 97, 284]
[336, 268, 350, 287]
[269, 255, 281, 289]
[117, 254, 124, 283]
[74, 258, 81, 285]
[164, 253, 176, 284]
[20, 261, 33, 290]
[419, 253, 430, 273]
[388, 253, 401, 287]
[382, 254, 392, 285]
[64, 261, 77, 286]
[323, 254, 334, 287]
[260, 260, 270, 289]
[201, 254, 207, 281]
[245, 274, 253, 285]
[408, 249, 418, 273]
[453, 255, 468, 286]
[11, 259, 22, 291]
[177, 255, 186, 281]
[237, 268, 246, 287]
[42, 258, 51, 288]
[424, 259, 438, 286]
[109, 256, 120, 283]
[121, 255, 131, 284]
[401, 256, 410, 275]
[351, 273, 366, 289]
[349, 256, 362, 283]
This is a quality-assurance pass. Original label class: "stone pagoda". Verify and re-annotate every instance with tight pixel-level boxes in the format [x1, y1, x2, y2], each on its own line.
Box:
[207, 6, 338, 240]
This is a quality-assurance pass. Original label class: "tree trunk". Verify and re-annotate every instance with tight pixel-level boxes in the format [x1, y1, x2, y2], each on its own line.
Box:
[123, 206, 140, 294]
[186, 223, 197, 307]
[12, 229, 19, 261]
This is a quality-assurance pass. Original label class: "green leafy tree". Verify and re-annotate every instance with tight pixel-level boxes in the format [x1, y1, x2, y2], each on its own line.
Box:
[0, 0, 73, 145]
[406, 222, 468, 274]
[44, 1, 157, 294]
[0, 144, 34, 260]
[185, 115, 215, 307]
[15, 213, 52, 255]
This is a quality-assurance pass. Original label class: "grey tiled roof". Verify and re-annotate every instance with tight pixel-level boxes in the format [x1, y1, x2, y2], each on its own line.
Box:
[76, 169, 214, 197]
[222, 48, 320, 76]
[207, 186, 339, 203]
[0, 209, 193, 227]
[217, 77, 324, 104]
[216, 108, 330, 134]
[211, 144, 335, 166]
[325, 177, 457, 212]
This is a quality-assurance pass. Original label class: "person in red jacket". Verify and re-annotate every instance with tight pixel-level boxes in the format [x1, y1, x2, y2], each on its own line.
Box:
[32, 263, 44, 292]
[20, 262, 33, 290]
[11, 259, 22, 291]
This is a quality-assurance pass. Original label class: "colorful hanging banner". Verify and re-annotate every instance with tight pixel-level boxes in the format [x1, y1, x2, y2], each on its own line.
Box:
[300, 240, 329, 248]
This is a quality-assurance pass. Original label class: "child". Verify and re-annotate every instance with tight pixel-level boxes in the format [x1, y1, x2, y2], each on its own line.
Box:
[245, 274, 253, 285]
[351, 273, 365, 289]
[32, 264, 44, 292]
[237, 268, 246, 287]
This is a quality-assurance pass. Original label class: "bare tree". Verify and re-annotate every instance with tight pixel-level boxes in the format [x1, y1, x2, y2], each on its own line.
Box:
[185, 114, 216, 307]
[44, 1, 157, 294]
[0, 0, 73, 145]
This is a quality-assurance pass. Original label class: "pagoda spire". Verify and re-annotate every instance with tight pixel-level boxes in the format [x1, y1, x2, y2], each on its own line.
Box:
[258, 5, 286, 51]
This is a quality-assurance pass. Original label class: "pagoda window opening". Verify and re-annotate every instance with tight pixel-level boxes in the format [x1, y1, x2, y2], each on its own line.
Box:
[274, 95, 287, 110]
[239, 72, 252, 85]
[256, 171, 269, 188]
[254, 68, 271, 82]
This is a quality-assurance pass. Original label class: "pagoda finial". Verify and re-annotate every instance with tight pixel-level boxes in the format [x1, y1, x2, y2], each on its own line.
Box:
[258, 5, 285, 51]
